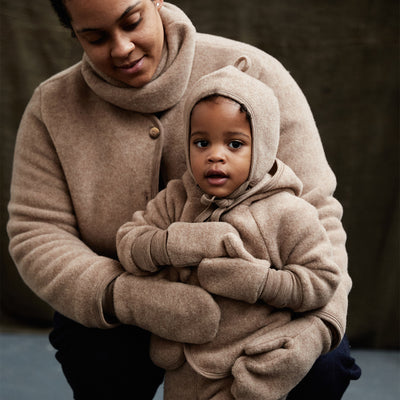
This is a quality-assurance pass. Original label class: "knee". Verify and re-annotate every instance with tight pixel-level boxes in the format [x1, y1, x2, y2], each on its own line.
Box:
[288, 335, 361, 400]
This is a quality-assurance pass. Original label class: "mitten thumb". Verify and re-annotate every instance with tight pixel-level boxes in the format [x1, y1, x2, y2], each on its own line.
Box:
[222, 233, 254, 260]
[245, 316, 332, 357]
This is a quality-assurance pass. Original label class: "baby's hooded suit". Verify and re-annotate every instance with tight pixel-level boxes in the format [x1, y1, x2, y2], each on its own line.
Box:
[117, 59, 340, 400]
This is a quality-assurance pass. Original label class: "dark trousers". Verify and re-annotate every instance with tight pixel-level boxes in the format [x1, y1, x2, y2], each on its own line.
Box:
[288, 334, 361, 400]
[50, 313, 361, 400]
[49, 313, 164, 399]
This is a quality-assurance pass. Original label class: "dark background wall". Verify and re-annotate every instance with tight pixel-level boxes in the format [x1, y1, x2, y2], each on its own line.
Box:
[1, 0, 398, 348]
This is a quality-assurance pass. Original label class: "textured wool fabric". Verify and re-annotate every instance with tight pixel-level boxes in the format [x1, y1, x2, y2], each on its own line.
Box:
[113, 271, 221, 344]
[8, 1, 349, 349]
[166, 222, 239, 268]
[231, 316, 330, 400]
[118, 160, 339, 394]
[163, 361, 236, 400]
[198, 216, 339, 311]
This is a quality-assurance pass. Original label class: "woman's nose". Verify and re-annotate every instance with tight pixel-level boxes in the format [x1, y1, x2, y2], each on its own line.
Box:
[111, 34, 135, 58]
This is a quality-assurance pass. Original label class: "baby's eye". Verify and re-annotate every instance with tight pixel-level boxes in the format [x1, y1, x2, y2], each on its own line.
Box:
[194, 140, 209, 148]
[229, 141, 243, 149]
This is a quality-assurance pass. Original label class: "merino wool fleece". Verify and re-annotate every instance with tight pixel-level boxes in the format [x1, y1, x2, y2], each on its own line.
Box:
[8, 2, 350, 344]
[118, 164, 340, 398]
[116, 66, 341, 399]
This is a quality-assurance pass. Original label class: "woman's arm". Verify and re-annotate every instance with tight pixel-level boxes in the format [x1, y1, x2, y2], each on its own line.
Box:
[7, 89, 220, 344]
[116, 190, 173, 276]
[7, 89, 121, 328]
[257, 55, 351, 346]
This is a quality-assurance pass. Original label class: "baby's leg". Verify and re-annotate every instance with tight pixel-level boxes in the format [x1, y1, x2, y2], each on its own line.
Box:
[163, 361, 234, 400]
[163, 362, 196, 399]
[198, 373, 234, 400]
[232, 351, 290, 400]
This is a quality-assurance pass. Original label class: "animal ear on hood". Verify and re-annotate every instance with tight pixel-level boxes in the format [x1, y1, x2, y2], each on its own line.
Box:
[233, 55, 252, 73]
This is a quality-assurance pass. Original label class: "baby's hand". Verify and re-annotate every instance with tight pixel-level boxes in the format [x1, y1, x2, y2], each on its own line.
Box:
[166, 222, 239, 267]
[222, 233, 254, 260]
[198, 233, 270, 303]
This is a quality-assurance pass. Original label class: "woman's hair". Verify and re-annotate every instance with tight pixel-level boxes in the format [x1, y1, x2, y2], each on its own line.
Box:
[49, 0, 74, 33]
[49, 0, 156, 36]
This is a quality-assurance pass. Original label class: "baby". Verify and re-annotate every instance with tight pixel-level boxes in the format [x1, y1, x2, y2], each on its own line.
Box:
[117, 58, 340, 400]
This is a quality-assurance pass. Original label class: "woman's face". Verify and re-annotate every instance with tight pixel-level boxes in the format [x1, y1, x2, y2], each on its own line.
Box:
[67, 0, 164, 87]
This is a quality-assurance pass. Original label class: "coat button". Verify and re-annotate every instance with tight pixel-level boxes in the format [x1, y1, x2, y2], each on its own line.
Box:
[149, 127, 160, 139]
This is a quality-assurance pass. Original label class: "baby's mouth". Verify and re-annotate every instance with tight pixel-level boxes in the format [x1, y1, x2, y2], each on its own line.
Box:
[205, 170, 228, 185]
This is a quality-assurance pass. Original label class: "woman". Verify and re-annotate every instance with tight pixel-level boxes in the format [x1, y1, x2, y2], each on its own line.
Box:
[7, 0, 360, 399]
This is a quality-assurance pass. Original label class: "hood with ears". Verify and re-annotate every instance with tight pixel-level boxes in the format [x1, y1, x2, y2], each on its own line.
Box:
[184, 56, 280, 196]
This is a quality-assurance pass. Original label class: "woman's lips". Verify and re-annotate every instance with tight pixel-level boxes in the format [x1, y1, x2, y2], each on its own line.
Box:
[115, 56, 145, 74]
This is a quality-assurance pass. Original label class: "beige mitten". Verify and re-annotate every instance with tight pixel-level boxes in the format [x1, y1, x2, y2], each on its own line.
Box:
[200, 233, 339, 312]
[231, 316, 332, 400]
[198, 233, 270, 303]
[113, 272, 221, 344]
[166, 222, 239, 267]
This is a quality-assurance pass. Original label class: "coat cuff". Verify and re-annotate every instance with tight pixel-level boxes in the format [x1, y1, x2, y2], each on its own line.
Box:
[131, 229, 169, 272]
[150, 229, 170, 266]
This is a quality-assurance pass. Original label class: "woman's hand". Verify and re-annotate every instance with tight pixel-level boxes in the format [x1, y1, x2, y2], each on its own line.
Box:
[231, 316, 332, 400]
[113, 271, 221, 344]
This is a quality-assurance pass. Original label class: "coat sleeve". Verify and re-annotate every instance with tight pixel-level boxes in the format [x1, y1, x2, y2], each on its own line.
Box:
[257, 56, 351, 347]
[116, 184, 183, 275]
[302, 189, 350, 347]
[258, 199, 341, 313]
[116, 184, 240, 273]
[7, 88, 123, 329]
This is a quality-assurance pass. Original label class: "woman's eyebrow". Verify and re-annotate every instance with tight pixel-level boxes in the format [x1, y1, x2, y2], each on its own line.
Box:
[76, 1, 141, 33]
[117, 1, 142, 23]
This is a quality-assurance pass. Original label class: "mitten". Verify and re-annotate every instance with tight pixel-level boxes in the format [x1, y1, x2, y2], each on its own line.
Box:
[198, 233, 270, 303]
[113, 271, 221, 344]
[231, 316, 332, 400]
[117, 224, 169, 274]
[166, 222, 239, 267]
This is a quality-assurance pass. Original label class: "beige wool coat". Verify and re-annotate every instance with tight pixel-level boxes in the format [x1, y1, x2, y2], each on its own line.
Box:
[8, 2, 349, 349]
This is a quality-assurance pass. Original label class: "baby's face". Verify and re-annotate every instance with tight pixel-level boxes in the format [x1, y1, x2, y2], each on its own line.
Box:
[189, 97, 252, 198]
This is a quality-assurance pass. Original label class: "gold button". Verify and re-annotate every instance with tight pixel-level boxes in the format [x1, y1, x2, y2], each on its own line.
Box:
[149, 127, 160, 139]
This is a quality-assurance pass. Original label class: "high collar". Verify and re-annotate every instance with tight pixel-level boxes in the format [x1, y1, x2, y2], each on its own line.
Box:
[80, 3, 196, 114]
